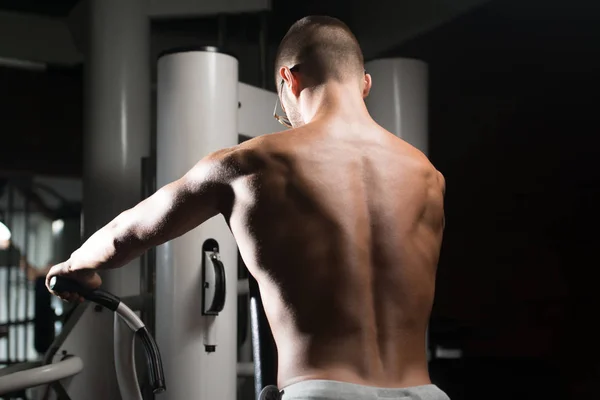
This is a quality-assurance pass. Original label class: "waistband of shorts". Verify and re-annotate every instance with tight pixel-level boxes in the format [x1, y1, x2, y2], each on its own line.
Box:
[280, 379, 449, 399]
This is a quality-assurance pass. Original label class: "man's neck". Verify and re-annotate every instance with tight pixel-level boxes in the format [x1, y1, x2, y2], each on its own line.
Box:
[299, 83, 371, 125]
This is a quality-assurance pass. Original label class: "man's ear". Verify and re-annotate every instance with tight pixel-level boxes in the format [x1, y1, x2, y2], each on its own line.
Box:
[363, 73, 372, 98]
[279, 66, 287, 84]
[280, 66, 301, 98]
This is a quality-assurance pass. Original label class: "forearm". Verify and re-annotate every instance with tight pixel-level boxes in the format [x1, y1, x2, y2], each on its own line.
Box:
[68, 210, 146, 272]
[68, 177, 219, 272]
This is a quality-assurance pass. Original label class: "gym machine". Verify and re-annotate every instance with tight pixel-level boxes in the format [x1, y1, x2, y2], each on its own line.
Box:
[0, 277, 166, 400]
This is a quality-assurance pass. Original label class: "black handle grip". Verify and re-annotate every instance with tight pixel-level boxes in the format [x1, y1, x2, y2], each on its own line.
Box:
[49, 276, 91, 297]
[209, 256, 226, 313]
[48, 276, 121, 312]
[136, 327, 167, 393]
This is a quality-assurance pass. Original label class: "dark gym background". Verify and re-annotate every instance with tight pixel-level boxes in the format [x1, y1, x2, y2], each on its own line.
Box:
[0, 0, 598, 399]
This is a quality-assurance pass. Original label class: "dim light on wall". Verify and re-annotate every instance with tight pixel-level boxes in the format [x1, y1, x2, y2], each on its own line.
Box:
[0, 221, 11, 241]
[52, 219, 64, 235]
[0, 221, 11, 250]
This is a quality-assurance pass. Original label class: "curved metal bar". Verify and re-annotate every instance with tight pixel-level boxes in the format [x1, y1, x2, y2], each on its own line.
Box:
[0, 361, 43, 378]
[114, 313, 142, 400]
[0, 356, 84, 395]
[116, 302, 144, 331]
[115, 302, 166, 394]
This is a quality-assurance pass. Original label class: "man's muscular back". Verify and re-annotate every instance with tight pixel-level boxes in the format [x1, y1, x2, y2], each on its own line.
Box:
[220, 121, 446, 389]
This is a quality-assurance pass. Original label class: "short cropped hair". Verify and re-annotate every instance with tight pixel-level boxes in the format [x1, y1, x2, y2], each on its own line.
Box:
[274, 16, 364, 86]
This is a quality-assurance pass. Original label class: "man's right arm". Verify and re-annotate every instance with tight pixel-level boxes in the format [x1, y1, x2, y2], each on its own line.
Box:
[46, 147, 240, 295]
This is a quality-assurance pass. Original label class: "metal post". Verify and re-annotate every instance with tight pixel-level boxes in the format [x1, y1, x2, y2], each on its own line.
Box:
[22, 187, 29, 362]
[140, 156, 156, 337]
[157, 48, 238, 400]
[84, 0, 150, 296]
[139, 158, 148, 324]
[60, 0, 151, 398]
[13, 189, 20, 363]
[140, 156, 156, 400]
[249, 276, 278, 399]
[6, 183, 13, 365]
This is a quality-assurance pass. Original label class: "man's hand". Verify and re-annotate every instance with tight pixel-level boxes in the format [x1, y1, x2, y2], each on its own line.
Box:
[45, 259, 102, 303]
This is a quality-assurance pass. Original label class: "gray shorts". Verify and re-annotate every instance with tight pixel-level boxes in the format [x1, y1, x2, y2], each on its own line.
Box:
[261, 380, 450, 400]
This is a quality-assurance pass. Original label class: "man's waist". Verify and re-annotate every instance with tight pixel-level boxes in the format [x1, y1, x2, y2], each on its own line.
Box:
[277, 362, 431, 390]
[263, 379, 449, 400]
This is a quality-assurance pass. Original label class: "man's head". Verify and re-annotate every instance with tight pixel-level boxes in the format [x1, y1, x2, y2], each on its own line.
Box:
[274, 16, 372, 128]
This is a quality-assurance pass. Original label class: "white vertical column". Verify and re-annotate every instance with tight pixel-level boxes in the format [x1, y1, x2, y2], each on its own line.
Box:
[365, 58, 429, 154]
[60, 0, 150, 399]
[156, 48, 239, 400]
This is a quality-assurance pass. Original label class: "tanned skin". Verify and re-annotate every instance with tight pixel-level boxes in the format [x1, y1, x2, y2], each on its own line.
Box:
[47, 67, 445, 390]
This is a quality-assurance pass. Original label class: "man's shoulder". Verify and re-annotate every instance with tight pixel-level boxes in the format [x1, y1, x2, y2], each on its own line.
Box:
[237, 129, 299, 149]
[383, 134, 444, 190]
[208, 130, 291, 179]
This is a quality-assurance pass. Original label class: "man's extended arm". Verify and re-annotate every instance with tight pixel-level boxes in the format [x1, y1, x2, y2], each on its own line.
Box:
[46, 151, 234, 295]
